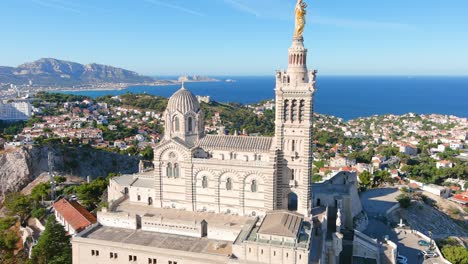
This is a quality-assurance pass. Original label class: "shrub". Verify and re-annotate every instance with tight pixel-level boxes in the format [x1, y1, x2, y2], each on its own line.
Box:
[31, 207, 47, 219]
[441, 246, 468, 264]
[448, 207, 460, 215]
[396, 194, 411, 208]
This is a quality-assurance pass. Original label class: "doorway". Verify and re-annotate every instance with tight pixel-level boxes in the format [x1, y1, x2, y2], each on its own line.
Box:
[201, 220, 208, 237]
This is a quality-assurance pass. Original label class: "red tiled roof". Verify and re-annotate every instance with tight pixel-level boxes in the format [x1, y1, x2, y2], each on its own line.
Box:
[450, 193, 468, 204]
[53, 198, 97, 232]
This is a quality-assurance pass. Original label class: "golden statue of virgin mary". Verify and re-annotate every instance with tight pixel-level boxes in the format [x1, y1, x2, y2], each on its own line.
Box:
[294, 0, 307, 38]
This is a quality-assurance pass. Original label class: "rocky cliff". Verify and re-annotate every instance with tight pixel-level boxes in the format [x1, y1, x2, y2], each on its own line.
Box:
[0, 58, 154, 86]
[0, 145, 140, 202]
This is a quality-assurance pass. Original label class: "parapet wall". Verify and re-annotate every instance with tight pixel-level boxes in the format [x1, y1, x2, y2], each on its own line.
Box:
[97, 211, 137, 229]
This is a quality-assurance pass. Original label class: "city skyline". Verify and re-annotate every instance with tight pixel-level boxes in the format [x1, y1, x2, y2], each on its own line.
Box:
[1, 0, 468, 76]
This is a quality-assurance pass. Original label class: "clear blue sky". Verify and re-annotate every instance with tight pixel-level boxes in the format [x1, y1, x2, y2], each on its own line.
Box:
[1, 0, 467, 76]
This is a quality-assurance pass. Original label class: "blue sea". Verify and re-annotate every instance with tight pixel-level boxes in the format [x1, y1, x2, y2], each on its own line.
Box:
[60, 76, 468, 120]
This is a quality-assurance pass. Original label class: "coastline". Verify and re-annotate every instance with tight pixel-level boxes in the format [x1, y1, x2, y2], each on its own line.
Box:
[53, 79, 221, 92]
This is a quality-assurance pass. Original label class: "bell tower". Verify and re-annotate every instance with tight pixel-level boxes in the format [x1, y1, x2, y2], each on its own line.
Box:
[274, 32, 316, 216]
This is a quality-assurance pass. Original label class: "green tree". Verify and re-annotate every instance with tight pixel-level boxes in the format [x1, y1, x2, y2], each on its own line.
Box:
[3, 193, 32, 223]
[358, 171, 372, 190]
[75, 177, 108, 210]
[312, 174, 323, 183]
[30, 183, 50, 202]
[0, 229, 19, 258]
[381, 146, 398, 158]
[140, 145, 154, 160]
[31, 215, 72, 264]
[441, 246, 468, 264]
[0, 217, 20, 263]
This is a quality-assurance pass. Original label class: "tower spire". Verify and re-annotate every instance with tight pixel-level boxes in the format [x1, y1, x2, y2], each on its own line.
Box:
[287, 0, 309, 83]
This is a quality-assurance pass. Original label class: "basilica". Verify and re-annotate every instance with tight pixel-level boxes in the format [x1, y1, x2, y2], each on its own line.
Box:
[106, 32, 316, 218]
[72, 2, 369, 263]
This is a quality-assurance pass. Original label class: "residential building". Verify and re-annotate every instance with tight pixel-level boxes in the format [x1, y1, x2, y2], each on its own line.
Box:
[0, 100, 32, 121]
[53, 198, 97, 236]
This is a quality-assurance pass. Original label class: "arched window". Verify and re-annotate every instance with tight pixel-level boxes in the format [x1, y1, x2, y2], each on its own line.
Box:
[299, 100, 305, 122]
[226, 178, 232, 190]
[148, 197, 153, 205]
[288, 192, 298, 211]
[174, 117, 180, 132]
[202, 176, 208, 188]
[187, 116, 193, 132]
[251, 180, 257, 192]
[291, 100, 297, 121]
[284, 100, 290, 121]
[173, 163, 179, 178]
[167, 163, 173, 177]
[292, 140, 296, 152]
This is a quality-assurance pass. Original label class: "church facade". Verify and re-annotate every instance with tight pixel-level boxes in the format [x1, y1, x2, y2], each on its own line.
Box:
[72, 2, 368, 263]
[108, 35, 316, 218]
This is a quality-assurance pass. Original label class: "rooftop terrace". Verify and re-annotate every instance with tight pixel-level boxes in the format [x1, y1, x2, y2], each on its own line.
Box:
[81, 225, 233, 256]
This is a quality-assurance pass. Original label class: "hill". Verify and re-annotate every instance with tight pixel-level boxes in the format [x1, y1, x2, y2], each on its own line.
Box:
[0, 58, 154, 86]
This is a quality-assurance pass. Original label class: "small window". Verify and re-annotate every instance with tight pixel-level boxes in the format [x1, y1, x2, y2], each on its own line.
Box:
[174, 117, 180, 132]
[251, 180, 257, 192]
[188, 116, 193, 132]
[274, 251, 276, 256]
[114, 253, 118, 259]
[96, 250, 99, 256]
[249, 248, 251, 253]
[291, 100, 298, 121]
[137, 195, 141, 201]
[129, 255, 133, 261]
[133, 256, 137, 261]
[226, 178, 232, 190]
[110, 252, 113, 258]
[261, 249, 263, 255]
[173, 163, 179, 178]
[284, 100, 290, 121]
[286, 253, 289, 258]
[167, 163, 173, 177]
[202, 176, 208, 188]
[299, 100, 305, 122]
[91, 250, 95, 256]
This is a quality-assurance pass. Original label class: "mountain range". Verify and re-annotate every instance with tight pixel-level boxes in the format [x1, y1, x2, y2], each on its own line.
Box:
[0, 58, 154, 86]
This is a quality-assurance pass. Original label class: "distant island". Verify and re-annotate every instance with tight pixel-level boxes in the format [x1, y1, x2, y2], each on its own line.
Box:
[0, 58, 219, 94]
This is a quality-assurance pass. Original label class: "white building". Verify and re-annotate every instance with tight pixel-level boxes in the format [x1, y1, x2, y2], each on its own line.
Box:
[53, 198, 97, 236]
[421, 183, 451, 199]
[399, 143, 418, 156]
[436, 160, 453, 169]
[0, 101, 32, 121]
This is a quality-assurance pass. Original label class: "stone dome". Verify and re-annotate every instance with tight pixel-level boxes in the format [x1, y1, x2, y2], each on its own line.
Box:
[166, 86, 201, 114]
